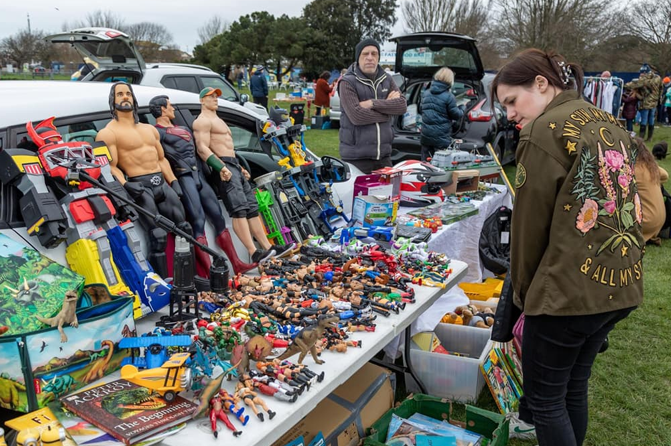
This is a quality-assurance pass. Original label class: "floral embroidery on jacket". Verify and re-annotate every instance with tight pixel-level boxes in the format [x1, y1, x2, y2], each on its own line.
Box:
[571, 140, 640, 256]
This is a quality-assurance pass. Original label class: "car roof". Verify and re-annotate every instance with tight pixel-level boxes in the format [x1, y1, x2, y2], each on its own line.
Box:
[0, 81, 259, 129]
[390, 32, 477, 42]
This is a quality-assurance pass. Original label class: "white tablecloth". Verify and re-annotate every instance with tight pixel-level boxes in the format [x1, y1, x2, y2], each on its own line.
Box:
[399, 183, 513, 283]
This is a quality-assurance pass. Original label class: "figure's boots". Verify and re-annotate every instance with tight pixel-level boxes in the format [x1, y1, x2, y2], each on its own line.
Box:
[638, 125, 646, 139]
[194, 235, 212, 278]
[215, 229, 257, 274]
[646, 125, 654, 142]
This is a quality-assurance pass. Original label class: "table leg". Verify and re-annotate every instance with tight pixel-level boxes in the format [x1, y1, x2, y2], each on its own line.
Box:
[368, 326, 428, 395]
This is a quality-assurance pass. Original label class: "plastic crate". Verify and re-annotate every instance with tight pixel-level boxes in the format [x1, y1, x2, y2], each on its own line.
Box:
[409, 323, 492, 403]
[458, 278, 504, 300]
[364, 394, 508, 446]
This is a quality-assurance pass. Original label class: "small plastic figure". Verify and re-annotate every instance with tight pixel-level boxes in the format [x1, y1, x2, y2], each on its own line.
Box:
[209, 391, 242, 438]
[234, 381, 276, 422]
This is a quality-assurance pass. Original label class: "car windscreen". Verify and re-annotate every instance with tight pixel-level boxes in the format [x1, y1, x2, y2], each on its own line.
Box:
[400, 46, 479, 77]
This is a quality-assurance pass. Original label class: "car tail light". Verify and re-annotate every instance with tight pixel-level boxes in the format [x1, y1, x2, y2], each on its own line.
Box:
[465, 88, 477, 97]
[468, 99, 493, 122]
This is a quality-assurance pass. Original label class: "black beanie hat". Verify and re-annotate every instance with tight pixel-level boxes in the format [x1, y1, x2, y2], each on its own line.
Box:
[355, 38, 381, 62]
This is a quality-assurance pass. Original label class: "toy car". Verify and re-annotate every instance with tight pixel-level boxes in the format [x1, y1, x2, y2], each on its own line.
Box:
[120, 352, 192, 402]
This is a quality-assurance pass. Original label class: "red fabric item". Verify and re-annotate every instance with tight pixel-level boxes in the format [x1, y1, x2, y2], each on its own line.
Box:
[314, 78, 332, 108]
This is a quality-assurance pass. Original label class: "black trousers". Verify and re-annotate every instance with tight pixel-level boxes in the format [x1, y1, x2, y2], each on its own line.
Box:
[519, 307, 635, 446]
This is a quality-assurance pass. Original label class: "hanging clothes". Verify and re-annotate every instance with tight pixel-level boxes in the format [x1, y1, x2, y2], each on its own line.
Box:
[583, 77, 624, 118]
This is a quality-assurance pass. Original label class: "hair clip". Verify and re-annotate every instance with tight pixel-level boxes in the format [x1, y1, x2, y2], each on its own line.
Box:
[557, 61, 572, 85]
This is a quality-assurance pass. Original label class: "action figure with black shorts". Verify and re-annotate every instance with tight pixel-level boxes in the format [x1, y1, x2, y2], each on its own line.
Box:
[192, 87, 295, 264]
[96, 82, 191, 278]
[149, 94, 257, 275]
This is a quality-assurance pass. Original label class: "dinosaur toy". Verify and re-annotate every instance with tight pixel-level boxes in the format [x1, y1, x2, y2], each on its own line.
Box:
[275, 314, 339, 365]
[35, 290, 78, 342]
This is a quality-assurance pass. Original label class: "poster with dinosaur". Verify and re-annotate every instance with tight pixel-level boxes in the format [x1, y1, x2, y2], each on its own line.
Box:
[26, 298, 136, 410]
[0, 233, 84, 336]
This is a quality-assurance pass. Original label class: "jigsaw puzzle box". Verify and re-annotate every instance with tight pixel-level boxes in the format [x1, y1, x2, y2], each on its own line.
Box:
[0, 233, 134, 412]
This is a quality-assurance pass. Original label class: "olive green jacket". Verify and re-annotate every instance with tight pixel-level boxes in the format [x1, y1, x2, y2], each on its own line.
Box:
[512, 90, 644, 316]
[624, 72, 662, 110]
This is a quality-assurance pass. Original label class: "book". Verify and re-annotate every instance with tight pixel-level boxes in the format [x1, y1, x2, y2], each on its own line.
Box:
[480, 346, 520, 414]
[386, 414, 483, 446]
[48, 400, 185, 446]
[60, 378, 196, 445]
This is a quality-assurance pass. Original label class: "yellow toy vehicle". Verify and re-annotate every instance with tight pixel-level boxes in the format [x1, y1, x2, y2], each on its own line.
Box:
[120, 352, 192, 402]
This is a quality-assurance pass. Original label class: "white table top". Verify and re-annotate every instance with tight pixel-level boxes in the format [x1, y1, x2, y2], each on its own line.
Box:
[399, 184, 513, 283]
[135, 260, 468, 446]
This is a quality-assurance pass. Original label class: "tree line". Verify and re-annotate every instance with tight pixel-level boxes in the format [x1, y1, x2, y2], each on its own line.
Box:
[3, 0, 671, 77]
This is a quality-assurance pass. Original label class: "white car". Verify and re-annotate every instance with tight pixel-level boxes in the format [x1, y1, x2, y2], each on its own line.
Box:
[0, 81, 358, 268]
[45, 27, 268, 117]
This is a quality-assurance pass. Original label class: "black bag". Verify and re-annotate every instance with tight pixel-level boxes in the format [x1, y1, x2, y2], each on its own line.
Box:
[490, 274, 522, 342]
[661, 185, 671, 231]
[479, 206, 512, 275]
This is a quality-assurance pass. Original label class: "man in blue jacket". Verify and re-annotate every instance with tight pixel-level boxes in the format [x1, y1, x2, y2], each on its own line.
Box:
[250, 65, 269, 110]
[338, 38, 407, 173]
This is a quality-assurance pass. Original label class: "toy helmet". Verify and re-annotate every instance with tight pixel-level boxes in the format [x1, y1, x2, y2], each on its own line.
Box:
[394, 160, 452, 207]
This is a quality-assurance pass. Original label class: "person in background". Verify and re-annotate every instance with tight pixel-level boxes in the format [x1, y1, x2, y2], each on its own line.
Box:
[338, 38, 407, 173]
[625, 63, 663, 141]
[621, 88, 639, 133]
[314, 71, 333, 117]
[419, 67, 464, 161]
[664, 77, 671, 126]
[492, 49, 642, 445]
[633, 138, 668, 245]
[250, 65, 269, 110]
[237, 69, 245, 90]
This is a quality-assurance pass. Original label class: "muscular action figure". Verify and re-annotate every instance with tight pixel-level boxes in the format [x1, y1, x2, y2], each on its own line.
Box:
[193, 87, 295, 265]
[149, 94, 256, 275]
[209, 390, 242, 437]
[96, 82, 190, 278]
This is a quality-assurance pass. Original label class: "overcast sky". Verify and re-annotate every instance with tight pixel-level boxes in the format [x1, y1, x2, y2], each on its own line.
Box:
[1, 1, 405, 54]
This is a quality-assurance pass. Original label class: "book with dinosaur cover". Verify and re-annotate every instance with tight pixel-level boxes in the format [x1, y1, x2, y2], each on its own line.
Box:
[60, 378, 196, 445]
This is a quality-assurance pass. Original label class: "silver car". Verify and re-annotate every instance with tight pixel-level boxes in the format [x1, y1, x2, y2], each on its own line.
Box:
[45, 27, 268, 117]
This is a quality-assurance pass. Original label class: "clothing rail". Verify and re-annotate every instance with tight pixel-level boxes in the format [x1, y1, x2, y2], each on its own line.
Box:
[583, 76, 624, 119]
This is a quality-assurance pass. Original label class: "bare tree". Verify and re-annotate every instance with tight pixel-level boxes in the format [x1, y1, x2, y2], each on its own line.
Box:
[69, 10, 127, 30]
[124, 22, 174, 62]
[0, 29, 49, 70]
[402, 0, 491, 38]
[493, 0, 619, 64]
[627, 0, 671, 75]
[197, 16, 230, 45]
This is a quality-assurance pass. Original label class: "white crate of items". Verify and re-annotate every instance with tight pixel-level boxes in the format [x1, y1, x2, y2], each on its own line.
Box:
[408, 323, 492, 403]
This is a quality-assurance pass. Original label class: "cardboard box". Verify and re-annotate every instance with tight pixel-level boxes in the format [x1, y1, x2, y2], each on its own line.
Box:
[441, 170, 480, 196]
[352, 196, 398, 227]
[353, 170, 401, 203]
[274, 363, 394, 446]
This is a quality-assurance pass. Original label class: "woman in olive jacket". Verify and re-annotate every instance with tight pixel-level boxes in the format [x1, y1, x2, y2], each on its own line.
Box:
[492, 49, 642, 445]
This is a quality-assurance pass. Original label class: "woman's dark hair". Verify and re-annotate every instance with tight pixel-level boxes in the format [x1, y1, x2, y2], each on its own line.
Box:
[320, 71, 331, 80]
[634, 137, 661, 184]
[491, 49, 584, 101]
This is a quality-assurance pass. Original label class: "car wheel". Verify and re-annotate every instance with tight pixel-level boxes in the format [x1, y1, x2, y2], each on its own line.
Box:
[495, 143, 504, 164]
[164, 391, 176, 402]
[330, 120, 340, 130]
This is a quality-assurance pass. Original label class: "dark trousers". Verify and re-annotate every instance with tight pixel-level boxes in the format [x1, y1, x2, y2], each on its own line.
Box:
[345, 155, 392, 174]
[253, 96, 269, 110]
[519, 307, 635, 446]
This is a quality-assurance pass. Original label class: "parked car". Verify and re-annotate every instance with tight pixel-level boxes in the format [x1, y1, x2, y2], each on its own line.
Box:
[0, 81, 358, 266]
[45, 27, 268, 117]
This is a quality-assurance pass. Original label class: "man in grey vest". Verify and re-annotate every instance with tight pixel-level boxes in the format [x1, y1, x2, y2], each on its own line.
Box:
[338, 38, 407, 173]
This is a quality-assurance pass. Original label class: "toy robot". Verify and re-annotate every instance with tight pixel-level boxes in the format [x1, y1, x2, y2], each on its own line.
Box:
[0, 117, 171, 317]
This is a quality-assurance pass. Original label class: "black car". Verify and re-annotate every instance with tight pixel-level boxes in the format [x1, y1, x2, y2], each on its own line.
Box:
[389, 33, 518, 164]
